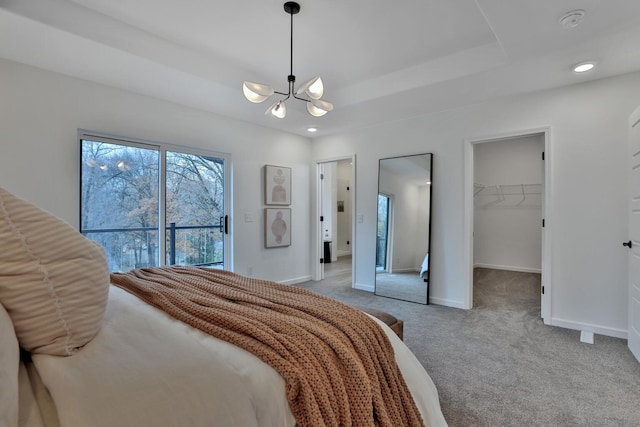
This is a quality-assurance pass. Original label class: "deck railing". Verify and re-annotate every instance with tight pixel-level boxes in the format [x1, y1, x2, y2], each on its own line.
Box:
[82, 221, 224, 267]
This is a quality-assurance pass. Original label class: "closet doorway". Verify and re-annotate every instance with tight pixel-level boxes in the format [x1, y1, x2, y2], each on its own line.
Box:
[464, 129, 551, 322]
[315, 157, 355, 286]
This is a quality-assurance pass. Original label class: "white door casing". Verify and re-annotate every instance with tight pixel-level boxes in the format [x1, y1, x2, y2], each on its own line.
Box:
[627, 106, 640, 362]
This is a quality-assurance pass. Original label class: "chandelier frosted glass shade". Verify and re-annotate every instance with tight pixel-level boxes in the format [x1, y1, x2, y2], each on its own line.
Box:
[306, 98, 334, 117]
[243, 82, 274, 103]
[295, 76, 324, 100]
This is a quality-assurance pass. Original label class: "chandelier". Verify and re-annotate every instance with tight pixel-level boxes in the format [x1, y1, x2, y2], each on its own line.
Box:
[242, 1, 333, 119]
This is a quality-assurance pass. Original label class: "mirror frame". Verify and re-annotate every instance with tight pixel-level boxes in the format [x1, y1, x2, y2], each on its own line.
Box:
[374, 153, 433, 304]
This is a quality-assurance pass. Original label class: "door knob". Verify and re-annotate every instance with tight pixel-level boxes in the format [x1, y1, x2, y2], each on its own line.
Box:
[623, 240, 633, 248]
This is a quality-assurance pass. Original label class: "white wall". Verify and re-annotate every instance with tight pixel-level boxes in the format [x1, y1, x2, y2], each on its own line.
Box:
[474, 135, 544, 272]
[312, 71, 640, 338]
[0, 58, 312, 284]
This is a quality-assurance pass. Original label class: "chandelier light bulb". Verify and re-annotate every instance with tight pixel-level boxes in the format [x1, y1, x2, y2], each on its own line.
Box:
[266, 100, 287, 118]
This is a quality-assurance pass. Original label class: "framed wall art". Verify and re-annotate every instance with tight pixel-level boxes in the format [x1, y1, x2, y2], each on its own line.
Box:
[265, 208, 291, 248]
[264, 165, 291, 205]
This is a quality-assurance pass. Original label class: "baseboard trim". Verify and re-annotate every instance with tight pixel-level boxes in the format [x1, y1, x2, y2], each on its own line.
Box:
[354, 282, 375, 292]
[474, 263, 541, 274]
[551, 317, 627, 339]
[428, 297, 466, 309]
[280, 275, 312, 286]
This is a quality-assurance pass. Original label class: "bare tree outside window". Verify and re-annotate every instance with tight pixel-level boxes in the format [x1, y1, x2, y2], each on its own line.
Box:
[166, 151, 225, 266]
[80, 139, 227, 273]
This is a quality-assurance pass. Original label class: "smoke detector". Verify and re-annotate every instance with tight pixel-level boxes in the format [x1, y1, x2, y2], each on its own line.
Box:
[560, 10, 585, 29]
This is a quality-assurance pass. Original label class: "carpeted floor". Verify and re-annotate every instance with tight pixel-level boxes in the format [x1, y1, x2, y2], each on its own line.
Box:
[296, 261, 640, 427]
[375, 271, 428, 303]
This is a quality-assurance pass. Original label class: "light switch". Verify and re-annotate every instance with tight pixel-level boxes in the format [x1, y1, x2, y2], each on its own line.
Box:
[357, 214, 364, 223]
[244, 213, 253, 223]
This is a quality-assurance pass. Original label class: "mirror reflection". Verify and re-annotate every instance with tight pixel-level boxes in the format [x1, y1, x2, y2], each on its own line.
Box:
[375, 153, 432, 304]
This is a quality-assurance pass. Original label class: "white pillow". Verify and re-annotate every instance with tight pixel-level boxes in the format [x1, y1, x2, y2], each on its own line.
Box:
[0, 187, 110, 356]
[0, 302, 19, 427]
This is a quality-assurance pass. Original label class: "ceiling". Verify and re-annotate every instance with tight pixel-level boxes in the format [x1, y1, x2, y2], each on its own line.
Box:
[1, 0, 640, 137]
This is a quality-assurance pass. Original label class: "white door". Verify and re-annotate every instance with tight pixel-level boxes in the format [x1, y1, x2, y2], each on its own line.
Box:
[628, 105, 640, 362]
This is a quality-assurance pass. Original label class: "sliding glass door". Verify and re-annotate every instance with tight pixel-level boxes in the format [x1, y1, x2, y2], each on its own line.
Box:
[80, 133, 231, 273]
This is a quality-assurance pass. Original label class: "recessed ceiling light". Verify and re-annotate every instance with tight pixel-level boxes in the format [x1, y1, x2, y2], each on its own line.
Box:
[307, 127, 317, 132]
[573, 62, 596, 73]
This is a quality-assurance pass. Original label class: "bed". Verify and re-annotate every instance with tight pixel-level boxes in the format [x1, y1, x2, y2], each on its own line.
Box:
[0, 187, 447, 427]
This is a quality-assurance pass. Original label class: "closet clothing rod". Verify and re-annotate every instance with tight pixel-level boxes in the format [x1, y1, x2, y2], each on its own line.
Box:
[473, 182, 541, 197]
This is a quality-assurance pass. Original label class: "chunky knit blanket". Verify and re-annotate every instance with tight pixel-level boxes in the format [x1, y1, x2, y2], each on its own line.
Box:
[110, 266, 424, 427]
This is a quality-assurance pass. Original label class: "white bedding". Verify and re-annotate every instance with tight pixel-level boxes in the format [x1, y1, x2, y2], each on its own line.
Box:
[30, 286, 447, 427]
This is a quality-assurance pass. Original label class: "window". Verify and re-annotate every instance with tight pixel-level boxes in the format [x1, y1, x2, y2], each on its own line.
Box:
[79, 132, 231, 273]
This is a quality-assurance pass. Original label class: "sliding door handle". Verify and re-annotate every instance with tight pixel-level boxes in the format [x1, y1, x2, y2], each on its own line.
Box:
[623, 240, 633, 248]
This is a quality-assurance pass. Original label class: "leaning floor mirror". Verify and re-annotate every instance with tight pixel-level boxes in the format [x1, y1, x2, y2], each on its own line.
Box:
[375, 153, 432, 304]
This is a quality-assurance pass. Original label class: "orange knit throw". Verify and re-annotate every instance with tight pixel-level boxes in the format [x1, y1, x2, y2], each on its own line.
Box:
[110, 266, 425, 427]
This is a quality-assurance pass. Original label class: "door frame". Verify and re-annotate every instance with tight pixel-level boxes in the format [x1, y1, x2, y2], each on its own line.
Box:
[463, 127, 551, 322]
[313, 155, 356, 284]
